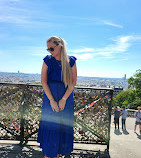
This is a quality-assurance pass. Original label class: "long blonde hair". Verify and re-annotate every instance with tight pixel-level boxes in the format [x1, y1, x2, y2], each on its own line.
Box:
[47, 36, 72, 88]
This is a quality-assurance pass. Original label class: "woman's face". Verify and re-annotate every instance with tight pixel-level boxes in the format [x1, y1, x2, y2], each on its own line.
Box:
[47, 41, 61, 59]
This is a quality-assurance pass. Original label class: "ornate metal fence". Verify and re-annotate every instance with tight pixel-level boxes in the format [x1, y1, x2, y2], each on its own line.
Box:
[0, 82, 113, 151]
[74, 87, 113, 150]
[127, 109, 137, 117]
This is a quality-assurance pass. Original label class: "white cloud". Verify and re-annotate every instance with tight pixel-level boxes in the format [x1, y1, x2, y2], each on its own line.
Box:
[103, 21, 123, 28]
[130, 36, 141, 41]
[94, 35, 133, 58]
[112, 58, 129, 62]
[73, 53, 93, 60]
[0, 1, 123, 29]
[32, 53, 47, 56]
[0, 1, 28, 24]
[94, 52, 114, 58]
[69, 48, 94, 53]
[68, 47, 95, 60]
[0, 0, 58, 28]
[54, 15, 123, 28]
[119, 36, 131, 43]
[2, 35, 140, 61]
[70, 35, 141, 60]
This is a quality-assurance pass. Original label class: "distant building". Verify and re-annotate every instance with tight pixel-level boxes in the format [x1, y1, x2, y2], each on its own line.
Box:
[122, 74, 126, 80]
[18, 70, 20, 74]
[113, 87, 123, 96]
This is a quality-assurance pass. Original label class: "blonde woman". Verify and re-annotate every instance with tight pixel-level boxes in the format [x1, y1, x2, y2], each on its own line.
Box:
[37, 36, 77, 158]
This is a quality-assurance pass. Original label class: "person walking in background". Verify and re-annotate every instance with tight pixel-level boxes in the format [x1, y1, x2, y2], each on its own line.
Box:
[113, 106, 121, 130]
[134, 106, 141, 134]
[121, 106, 128, 130]
[37, 36, 77, 158]
[117, 106, 120, 112]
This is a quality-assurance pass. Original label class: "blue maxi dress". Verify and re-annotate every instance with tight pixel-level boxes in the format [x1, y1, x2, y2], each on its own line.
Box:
[37, 55, 77, 157]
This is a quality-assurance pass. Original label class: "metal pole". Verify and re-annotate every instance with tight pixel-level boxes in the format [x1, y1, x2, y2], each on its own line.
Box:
[107, 90, 113, 151]
[19, 86, 25, 146]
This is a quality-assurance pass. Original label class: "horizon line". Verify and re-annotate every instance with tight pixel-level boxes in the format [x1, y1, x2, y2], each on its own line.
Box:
[0, 71, 128, 79]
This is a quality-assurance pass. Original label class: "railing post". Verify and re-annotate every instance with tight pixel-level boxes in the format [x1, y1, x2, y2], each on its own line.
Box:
[107, 90, 113, 151]
[19, 86, 25, 146]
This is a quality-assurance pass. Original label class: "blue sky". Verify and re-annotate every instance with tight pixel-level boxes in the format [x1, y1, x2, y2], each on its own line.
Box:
[0, 0, 141, 78]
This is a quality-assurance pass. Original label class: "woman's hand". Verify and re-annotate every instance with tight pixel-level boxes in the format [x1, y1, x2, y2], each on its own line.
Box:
[59, 98, 66, 111]
[50, 100, 59, 112]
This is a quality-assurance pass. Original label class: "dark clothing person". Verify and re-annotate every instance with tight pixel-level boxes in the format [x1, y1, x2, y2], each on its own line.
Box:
[122, 119, 126, 129]
[114, 110, 120, 129]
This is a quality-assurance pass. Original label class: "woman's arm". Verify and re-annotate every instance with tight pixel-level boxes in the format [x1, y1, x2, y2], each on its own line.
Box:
[41, 62, 59, 112]
[59, 63, 77, 111]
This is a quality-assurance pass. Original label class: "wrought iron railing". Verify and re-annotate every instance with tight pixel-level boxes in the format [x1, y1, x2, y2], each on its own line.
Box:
[127, 109, 137, 117]
[0, 82, 113, 151]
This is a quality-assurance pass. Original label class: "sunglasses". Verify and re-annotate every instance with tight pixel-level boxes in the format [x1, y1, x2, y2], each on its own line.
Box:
[46, 45, 58, 52]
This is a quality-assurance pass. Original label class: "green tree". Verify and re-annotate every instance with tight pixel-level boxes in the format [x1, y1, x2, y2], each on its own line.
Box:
[113, 69, 141, 109]
[113, 90, 136, 108]
[128, 69, 141, 98]
[128, 97, 141, 109]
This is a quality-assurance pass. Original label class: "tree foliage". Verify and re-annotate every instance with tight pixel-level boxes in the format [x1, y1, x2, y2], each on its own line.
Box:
[128, 69, 141, 90]
[113, 69, 141, 109]
[113, 90, 136, 108]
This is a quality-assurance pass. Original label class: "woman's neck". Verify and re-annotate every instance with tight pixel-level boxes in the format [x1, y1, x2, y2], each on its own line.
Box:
[54, 54, 61, 61]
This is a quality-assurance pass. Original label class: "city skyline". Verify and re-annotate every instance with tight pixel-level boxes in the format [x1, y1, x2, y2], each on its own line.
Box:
[0, 71, 128, 91]
[0, 0, 141, 78]
[0, 71, 127, 79]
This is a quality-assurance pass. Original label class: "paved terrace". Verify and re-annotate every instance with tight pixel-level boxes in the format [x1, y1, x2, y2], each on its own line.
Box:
[0, 116, 140, 158]
[109, 116, 141, 158]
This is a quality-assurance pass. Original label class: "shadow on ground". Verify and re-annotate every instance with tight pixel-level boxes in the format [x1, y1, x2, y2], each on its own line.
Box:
[122, 129, 129, 135]
[135, 132, 141, 140]
[0, 144, 110, 158]
[69, 148, 110, 158]
[114, 129, 130, 136]
[0, 144, 44, 158]
[114, 129, 122, 135]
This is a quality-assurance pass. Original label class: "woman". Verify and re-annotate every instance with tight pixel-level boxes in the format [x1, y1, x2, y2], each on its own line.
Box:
[37, 36, 77, 158]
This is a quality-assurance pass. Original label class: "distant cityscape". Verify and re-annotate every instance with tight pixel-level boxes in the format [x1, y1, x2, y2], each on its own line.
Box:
[0, 71, 128, 94]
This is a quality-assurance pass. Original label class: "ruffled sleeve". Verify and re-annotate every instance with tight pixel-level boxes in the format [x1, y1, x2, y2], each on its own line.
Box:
[69, 56, 77, 67]
[43, 55, 51, 67]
